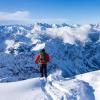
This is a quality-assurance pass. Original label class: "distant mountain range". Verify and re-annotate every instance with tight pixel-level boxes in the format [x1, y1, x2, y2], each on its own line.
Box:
[0, 23, 100, 82]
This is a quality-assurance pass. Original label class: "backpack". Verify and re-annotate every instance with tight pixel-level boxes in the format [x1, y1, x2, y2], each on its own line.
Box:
[39, 52, 47, 62]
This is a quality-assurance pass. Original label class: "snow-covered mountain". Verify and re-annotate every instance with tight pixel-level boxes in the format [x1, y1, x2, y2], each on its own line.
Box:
[0, 23, 100, 82]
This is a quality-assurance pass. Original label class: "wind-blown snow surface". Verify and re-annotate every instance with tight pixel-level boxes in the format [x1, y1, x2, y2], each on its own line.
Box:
[0, 70, 100, 100]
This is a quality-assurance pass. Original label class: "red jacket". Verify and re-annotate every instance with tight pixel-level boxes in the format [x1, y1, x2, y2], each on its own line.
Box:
[35, 53, 50, 64]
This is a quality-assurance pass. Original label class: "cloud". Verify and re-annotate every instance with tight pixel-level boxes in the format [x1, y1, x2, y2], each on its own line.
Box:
[0, 11, 71, 24]
[0, 11, 33, 24]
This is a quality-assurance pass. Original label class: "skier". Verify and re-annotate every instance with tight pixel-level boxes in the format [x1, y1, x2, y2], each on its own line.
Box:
[35, 49, 50, 78]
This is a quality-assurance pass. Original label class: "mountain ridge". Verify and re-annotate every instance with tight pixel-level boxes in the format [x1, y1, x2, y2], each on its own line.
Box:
[0, 23, 100, 82]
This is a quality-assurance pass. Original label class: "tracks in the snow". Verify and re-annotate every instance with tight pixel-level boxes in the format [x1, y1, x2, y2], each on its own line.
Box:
[40, 79, 53, 100]
[40, 79, 70, 100]
[40, 77, 95, 100]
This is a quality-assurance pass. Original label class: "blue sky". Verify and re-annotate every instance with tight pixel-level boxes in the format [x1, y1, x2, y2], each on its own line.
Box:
[0, 0, 100, 24]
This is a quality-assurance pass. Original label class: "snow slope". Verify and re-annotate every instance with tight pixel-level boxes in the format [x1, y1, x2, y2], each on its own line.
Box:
[0, 70, 99, 100]
[76, 70, 100, 100]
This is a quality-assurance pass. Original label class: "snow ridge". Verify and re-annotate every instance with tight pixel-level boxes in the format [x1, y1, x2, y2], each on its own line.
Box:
[1, 70, 99, 100]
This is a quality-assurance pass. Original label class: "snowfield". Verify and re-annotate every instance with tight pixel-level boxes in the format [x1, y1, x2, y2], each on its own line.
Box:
[0, 70, 100, 100]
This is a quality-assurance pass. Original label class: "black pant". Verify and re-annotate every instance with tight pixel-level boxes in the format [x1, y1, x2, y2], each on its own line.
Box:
[40, 64, 47, 78]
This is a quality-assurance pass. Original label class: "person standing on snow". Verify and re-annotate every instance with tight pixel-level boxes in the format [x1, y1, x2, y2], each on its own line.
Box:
[35, 49, 50, 78]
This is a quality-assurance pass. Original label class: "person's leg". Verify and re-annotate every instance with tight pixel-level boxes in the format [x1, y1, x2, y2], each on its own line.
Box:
[43, 64, 47, 78]
[40, 64, 43, 77]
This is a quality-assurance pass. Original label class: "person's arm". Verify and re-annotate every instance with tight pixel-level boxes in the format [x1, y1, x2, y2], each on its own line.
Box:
[35, 54, 40, 64]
